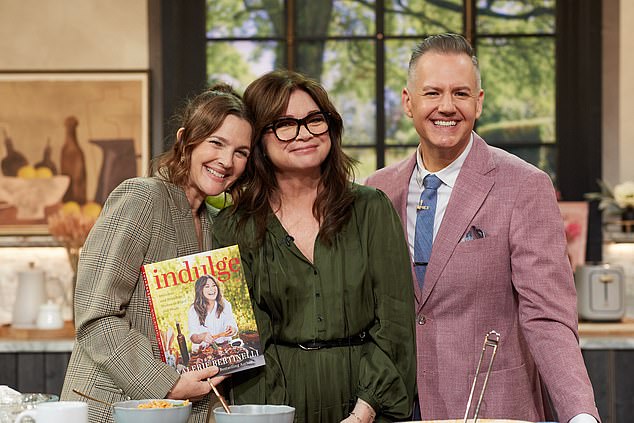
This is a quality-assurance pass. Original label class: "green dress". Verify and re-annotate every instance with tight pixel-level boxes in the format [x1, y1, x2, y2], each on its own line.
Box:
[213, 184, 415, 422]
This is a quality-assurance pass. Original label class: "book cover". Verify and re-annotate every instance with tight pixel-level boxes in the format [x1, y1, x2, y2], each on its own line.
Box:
[141, 245, 264, 375]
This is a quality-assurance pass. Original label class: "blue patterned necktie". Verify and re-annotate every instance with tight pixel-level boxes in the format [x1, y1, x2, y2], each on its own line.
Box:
[414, 174, 442, 288]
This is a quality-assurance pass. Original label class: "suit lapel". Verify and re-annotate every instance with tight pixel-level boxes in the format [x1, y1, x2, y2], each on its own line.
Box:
[201, 212, 214, 251]
[392, 154, 418, 239]
[162, 181, 202, 256]
[419, 135, 496, 306]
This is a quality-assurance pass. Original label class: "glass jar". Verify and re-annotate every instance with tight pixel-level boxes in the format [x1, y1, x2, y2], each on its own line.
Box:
[0, 393, 58, 423]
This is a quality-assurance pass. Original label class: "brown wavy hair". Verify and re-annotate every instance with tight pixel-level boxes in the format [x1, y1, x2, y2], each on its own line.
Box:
[234, 70, 356, 246]
[150, 83, 252, 199]
[193, 275, 225, 324]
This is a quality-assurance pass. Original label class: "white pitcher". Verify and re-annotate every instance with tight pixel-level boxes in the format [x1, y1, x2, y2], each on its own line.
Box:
[12, 262, 47, 328]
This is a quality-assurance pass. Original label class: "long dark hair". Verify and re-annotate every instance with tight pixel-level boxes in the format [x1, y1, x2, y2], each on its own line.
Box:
[193, 275, 225, 324]
[235, 70, 356, 246]
[150, 83, 252, 200]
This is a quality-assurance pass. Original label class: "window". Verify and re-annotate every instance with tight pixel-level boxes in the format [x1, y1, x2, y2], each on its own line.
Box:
[206, 0, 556, 180]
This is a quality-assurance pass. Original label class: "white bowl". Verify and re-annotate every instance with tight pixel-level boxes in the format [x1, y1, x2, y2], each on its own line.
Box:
[0, 175, 69, 219]
[112, 399, 191, 423]
[213, 405, 295, 423]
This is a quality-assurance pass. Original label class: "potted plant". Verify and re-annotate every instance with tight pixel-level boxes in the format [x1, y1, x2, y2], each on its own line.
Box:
[585, 180, 634, 233]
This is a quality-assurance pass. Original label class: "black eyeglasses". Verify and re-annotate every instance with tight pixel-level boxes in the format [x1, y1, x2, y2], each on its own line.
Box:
[264, 111, 330, 142]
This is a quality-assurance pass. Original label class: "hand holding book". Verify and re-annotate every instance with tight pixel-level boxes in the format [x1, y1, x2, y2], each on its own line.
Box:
[165, 365, 226, 402]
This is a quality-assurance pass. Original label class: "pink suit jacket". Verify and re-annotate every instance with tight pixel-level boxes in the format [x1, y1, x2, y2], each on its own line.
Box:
[365, 134, 599, 423]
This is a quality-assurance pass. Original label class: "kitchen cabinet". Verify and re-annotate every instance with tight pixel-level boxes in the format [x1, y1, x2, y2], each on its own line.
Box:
[579, 321, 634, 423]
[2, 349, 629, 421]
[0, 327, 74, 396]
[583, 349, 634, 423]
[0, 351, 71, 395]
[0, 332, 633, 422]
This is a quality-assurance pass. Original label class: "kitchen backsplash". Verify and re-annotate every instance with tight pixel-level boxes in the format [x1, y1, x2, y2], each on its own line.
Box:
[1, 243, 633, 327]
[0, 247, 74, 325]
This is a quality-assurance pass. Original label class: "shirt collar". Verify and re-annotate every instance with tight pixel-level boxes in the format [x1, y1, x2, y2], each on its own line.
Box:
[415, 132, 474, 188]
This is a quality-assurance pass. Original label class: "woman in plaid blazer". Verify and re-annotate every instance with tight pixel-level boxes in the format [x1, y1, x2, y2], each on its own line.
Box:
[60, 84, 253, 423]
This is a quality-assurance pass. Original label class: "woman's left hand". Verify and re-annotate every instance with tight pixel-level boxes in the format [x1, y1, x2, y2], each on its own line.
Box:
[339, 399, 376, 423]
[340, 414, 369, 423]
[166, 365, 227, 402]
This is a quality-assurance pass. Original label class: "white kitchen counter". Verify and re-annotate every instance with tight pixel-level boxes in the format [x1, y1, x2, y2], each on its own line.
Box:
[0, 338, 74, 352]
[0, 321, 75, 352]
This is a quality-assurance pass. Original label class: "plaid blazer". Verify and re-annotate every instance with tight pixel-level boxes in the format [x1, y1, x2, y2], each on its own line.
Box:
[61, 177, 220, 423]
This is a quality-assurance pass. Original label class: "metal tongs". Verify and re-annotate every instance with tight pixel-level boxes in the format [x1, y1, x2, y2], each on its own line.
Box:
[463, 330, 501, 423]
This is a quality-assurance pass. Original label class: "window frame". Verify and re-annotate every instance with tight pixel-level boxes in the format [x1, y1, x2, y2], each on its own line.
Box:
[148, 0, 602, 260]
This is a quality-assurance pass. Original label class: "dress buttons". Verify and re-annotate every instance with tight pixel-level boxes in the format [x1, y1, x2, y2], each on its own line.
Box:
[317, 316, 323, 322]
[416, 314, 426, 325]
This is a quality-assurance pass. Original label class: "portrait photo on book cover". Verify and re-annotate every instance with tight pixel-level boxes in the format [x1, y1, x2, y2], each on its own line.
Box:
[142, 245, 265, 375]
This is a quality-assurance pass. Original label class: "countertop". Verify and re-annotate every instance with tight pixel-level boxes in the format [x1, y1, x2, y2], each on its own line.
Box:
[404, 420, 532, 423]
[578, 318, 634, 349]
[0, 321, 75, 352]
[1, 320, 634, 352]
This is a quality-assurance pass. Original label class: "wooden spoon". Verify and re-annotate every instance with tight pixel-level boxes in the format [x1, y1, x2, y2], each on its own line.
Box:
[72, 389, 114, 407]
[208, 379, 231, 414]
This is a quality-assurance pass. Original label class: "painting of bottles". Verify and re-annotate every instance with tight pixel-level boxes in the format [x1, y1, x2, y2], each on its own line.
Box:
[0, 72, 148, 235]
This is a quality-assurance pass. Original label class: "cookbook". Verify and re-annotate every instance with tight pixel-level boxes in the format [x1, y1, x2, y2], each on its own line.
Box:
[141, 245, 265, 375]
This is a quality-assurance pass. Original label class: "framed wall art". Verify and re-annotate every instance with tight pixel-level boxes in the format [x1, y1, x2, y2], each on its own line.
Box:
[558, 201, 589, 273]
[0, 71, 149, 236]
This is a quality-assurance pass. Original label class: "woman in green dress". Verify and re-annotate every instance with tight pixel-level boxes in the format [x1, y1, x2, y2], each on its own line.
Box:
[213, 70, 415, 423]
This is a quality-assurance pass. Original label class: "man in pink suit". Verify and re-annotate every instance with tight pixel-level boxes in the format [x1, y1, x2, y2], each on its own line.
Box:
[365, 33, 600, 423]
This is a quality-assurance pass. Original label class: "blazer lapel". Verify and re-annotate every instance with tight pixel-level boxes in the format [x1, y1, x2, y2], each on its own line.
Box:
[392, 154, 418, 239]
[419, 135, 496, 306]
[163, 181, 202, 256]
[200, 210, 214, 251]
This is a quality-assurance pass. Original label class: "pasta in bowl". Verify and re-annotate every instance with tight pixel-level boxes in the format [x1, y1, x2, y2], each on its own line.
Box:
[112, 399, 191, 423]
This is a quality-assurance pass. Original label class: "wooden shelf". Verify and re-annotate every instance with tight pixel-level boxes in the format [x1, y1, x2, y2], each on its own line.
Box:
[578, 317, 634, 337]
[0, 321, 75, 340]
[603, 220, 634, 243]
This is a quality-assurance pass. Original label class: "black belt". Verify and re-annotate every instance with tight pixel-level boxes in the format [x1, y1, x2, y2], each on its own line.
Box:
[276, 331, 368, 351]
